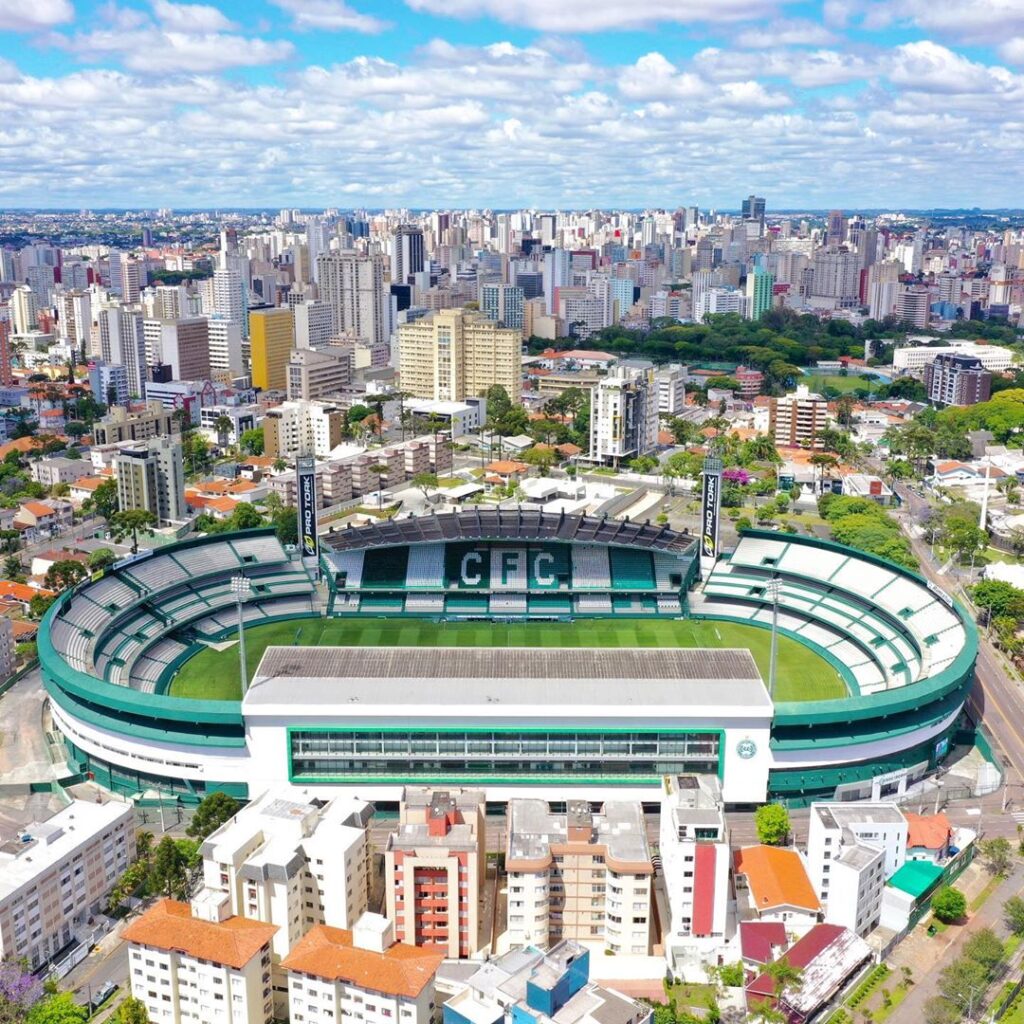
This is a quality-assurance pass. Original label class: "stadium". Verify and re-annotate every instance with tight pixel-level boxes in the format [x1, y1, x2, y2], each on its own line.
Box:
[38, 509, 978, 808]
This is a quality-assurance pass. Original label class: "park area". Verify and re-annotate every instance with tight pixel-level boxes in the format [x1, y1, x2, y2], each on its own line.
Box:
[167, 616, 848, 703]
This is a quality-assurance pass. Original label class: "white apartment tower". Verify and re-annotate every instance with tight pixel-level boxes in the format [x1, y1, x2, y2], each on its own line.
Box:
[98, 304, 147, 397]
[588, 361, 659, 466]
[316, 252, 389, 348]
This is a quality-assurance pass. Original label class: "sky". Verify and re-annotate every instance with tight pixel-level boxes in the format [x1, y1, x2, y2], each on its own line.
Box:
[2, 0, 1024, 210]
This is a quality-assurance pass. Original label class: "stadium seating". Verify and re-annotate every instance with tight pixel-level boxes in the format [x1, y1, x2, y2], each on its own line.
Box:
[406, 544, 445, 588]
[570, 544, 612, 588]
[696, 534, 969, 695]
[609, 548, 656, 589]
[361, 546, 410, 588]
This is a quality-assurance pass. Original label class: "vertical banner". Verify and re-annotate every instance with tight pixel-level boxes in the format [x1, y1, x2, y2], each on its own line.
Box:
[297, 456, 319, 574]
[700, 455, 722, 579]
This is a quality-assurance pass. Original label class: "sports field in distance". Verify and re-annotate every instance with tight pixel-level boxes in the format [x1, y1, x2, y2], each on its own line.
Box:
[167, 617, 848, 704]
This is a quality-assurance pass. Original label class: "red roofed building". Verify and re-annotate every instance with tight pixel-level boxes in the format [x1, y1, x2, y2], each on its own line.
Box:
[734, 846, 821, 937]
[904, 812, 953, 861]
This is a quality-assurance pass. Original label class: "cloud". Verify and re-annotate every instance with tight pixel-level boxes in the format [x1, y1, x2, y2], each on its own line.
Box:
[0, 0, 72, 30]
[404, 0, 785, 32]
[734, 18, 837, 47]
[57, 0, 294, 73]
[268, 0, 390, 32]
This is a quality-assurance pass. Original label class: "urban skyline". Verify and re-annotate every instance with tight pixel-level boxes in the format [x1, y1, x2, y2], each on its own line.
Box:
[2, 0, 1024, 208]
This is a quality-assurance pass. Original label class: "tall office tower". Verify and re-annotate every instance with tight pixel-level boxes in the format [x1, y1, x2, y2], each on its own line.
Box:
[480, 283, 525, 329]
[867, 260, 902, 319]
[514, 269, 543, 300]
[121, 258, 142, 302]
[250, 307, 295, 391]
[826, 210, 846, 246]
[694, 236, 714, 271]
[26, 264, 55, 304]
[0, 249, 16, 281]
[294, 299, 335, 350]
[306, 216, 328, 285]
[391, 224, 424, 286]
[152, 284, 187, 320]
[539, 213, 557, 246]
[206, 317, 244, 379]
[745, 266, 775, 320]
[114, 435, 187, 524]
[588, 361, 660, 466]
[213, 266, 247, 336]
[11, 285, 38, 334]
[937, 272, 963, 305]
[859, 226, 879, 269]
[98, 305, 147, 396]
[58, 290, 92, 349]
[541, 248, 571, 314]
[150, 317, 211, 381]
[107, 251, 124, 295]
[810, 249, 861, 307]
[398, 307, 522, 401]
[0, 318, 12, 387]
[315, 251, 388, 346]
[741, 195, 766, 225]
[894, 286, 930, 329]
[61, 259, 89, 290]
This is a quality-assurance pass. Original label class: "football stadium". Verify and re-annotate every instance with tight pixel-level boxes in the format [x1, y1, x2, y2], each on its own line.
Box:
[38, 509, 978, 808]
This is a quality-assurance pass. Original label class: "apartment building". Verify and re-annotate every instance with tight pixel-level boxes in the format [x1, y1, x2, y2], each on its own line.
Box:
[148, 317, 211, 381]
[114, 436, 187, 524]
[384, 789, 486, 960]
[443, 940, 652, 1024]
[398, 308, 521, 401]
[198, 790, 373, 1017]
[0, 800, 135, 969]
[505, 799, 653, 956]
[287, 348, 351, 402]
[588, 361, 659, 466]
[251, 307, 295, 391]
[655, 364, 686, 416]
[806, 803, 907, 937]
[659, 776, 731, 978]
[124, 898, 276, 1024]
[93, 401, 178, 445]
[283, 914, 443, 1024]
[924, 353, 993, 407]
[263, 400, 345, 460]
[768, 384, 829, 449]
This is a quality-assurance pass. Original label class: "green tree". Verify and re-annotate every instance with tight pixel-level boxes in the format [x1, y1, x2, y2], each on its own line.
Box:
[2, 555, 21, 579]
[629, 455, 659, 474]
[978, 837, 1013, 877]
[272, 507, 298, 546]
[86, 477, 120, 521]
[239, 428, 265, 456]
[962, 927, 1004, 975]
[213, 415, 234, 450]
[228, 503, 264, 530]
[937, 955, 988, 1013]
[923, 996, 959, 1024]
[26, 993, 88, 1024]
[87, 548, 116, 571]
[43, 560, 87, 592]
[932, 886, 967, 924]
[971, 580, 1024, 620]
[943, 519, 987, 564]
[149, 836, 188, 898]
[109, 509, 157, 554]
[411, 472, 438, 502]
[764, 956, 802, 999]
[522, 447, 555, 473]
[718, 963, 744, 987]
[111, 997, 149, 1024]
[29, 594, 55, 620]
[1003, 895, 1024, 935]
[272, 457, 288, 474]
[185, 791, 240, 840]
[754, 804, 790, 845]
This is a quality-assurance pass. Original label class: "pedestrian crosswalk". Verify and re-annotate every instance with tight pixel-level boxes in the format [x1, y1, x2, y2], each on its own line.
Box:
[1011, 811, 1024, 825]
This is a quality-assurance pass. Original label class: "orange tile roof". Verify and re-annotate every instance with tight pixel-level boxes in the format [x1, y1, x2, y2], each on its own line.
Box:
[905, 812, 952, 850]
[733, 845, 820, 913]
[20, 501, 59, 517]
[206, 496, 240, 513]
[485, 460, 528, 474]
[0, 581, 55, 602]
[122, 900, 277, 969]
[72, 477, 103, 491]
[0, 437, 43, 461]
[10, 619, 37, 639]
[282, 925, 443, 997]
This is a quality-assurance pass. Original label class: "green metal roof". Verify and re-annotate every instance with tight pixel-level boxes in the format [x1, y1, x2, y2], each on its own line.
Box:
[888, 860, 944, 898]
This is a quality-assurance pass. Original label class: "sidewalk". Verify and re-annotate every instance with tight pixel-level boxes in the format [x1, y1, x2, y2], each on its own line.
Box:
[889, 863, 1024, 1022]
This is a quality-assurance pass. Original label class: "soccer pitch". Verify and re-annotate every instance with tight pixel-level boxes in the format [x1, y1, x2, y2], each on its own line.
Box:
[167, 617, 848, 704]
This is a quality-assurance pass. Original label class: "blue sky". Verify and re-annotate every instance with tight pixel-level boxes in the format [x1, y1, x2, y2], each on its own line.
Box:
[2, 0, 1024, 208]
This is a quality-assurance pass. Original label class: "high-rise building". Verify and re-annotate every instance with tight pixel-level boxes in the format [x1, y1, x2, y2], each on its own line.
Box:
[0, 801, 135, 969]
[206, 317, 244, 379]
[58, 289, 92, 351]
[293, 299, 335, 350]
[88, 360, 129, 407]
[11, 285, 38, 335]
[287, 348, 351, 401]
[250, 307, 295, 391]
[263, 399, 345, 459]
[505, 799, 653, 955]
[542, 249, 571, 314]
[894, 286, 930, 329]
[0, 318, 11, 388]
[398, 307, 522, 401]
[810, 249, 860, 307]
[98, 304, 147, 397]
[745, 266, 774, 320]
[391, 225, 424, 286]
[316, 252, 388, 347]
[769, 384, 829, 449]
[384, 788, 486, 959]
[213, 267, 247, 335]
[924, 353, 993, 407]
[93, 401, 178, 444]
[826, 209, 846, 246]
[124, 899, 276, 1024]
[114, 435, 187, 524]
[150, 317, 211, 381]
[588, 361, 659, 466]
[741, 195, 766, 224]
[867, 261, 902, 320]
[479, 283, 525, 329]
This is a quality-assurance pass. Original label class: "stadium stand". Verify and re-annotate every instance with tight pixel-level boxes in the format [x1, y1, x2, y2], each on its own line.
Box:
[695, 533, 967, 695]
[46, 532, 316, 693]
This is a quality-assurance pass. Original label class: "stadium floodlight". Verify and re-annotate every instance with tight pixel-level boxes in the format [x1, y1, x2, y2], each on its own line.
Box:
[767, 578, 781, 701]
[231, 575, 252, 694]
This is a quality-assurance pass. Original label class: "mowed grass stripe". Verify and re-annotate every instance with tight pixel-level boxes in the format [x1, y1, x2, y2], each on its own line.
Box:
[168, 617, 848, 704]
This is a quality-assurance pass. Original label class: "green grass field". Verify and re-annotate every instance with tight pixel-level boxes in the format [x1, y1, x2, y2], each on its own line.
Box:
[805, 374, 880, 394]
[168, 617, 848, 703]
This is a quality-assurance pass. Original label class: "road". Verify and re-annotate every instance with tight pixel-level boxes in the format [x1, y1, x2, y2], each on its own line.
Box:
[0, 668, 62, 787]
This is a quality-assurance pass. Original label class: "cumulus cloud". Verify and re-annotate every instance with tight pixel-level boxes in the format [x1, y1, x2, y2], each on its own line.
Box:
[404, 0, 786, 32]
[734, 18, 837, 47]
[0, 0, 73, 30]
[268, 0, 389, 33]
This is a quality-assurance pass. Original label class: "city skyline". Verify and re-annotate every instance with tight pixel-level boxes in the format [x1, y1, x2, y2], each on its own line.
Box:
[2, 0, 1024, 209]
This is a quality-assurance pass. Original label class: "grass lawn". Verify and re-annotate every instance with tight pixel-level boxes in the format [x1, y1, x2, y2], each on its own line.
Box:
[663, 981, 718, 1009]
[805, 374, 880, 394]
[168, 616, 848, 703]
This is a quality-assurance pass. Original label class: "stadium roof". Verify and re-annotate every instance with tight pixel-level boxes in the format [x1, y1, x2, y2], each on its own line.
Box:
[246, 646, 771, 715]
[321, 508, 696, 554]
